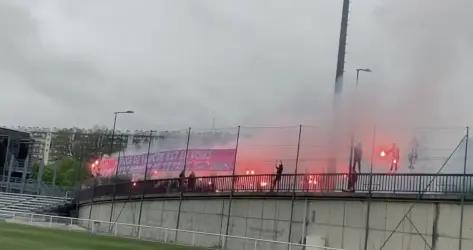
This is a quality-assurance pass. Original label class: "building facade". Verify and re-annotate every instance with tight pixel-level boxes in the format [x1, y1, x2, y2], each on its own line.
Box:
[0, 127, 33, 193]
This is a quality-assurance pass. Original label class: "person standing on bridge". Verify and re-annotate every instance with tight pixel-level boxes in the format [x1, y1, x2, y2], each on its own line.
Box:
[179, 169, 186, 191]
[353, 142, 362, 174]
[271, 161, 284, 192]
[389, 143, 400, 173]
[347, 142, 362, 192]
[188, 171, 196, 191]
[408, 138, 418, 169]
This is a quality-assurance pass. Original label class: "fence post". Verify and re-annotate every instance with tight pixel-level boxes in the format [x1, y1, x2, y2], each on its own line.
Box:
[192, 232, 196, 246]
[49, 216, 52, 228]
[69, 218, 73, 230]
[224, 125, 241, 249]
[459, 126, 469, 250]
[175, 127, 192, 243]
[137, 130, 155, 230]
[114, 223, 118, 236]
[30, 213, 33, 225]
[254, 239, 258, 250]
[418, 176, 422, 196]
[138, 225, 142, 239]
[288, 125, 302, 247]
[393, 175, 397, 194]
[363, 125, 376, 250]
[221, 235, 226, 250]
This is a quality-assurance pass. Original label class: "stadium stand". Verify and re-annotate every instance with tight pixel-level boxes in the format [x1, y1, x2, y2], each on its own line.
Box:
[0, 192, 71, 214]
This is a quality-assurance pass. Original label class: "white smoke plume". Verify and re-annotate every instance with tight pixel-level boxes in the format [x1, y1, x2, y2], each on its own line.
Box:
[337, 0, 473, 173]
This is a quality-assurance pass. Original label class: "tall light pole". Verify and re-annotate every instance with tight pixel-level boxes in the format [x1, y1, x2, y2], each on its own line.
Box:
[355, 68, 372, 250]
[334, 0, 350, 98]
[331, 0, 350, 174]
[107, 110, 134, 225]
[349, 68, 372, 177]
[355, 68, 372, 87]
[110, 110, 134, 155]
[137, 130, 156, 234]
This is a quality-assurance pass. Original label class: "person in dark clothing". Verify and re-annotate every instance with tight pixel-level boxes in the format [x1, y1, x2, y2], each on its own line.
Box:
[408, 138, 418, 169]
[346, 142, 362, 192]
[188, 171, 196, 191]
[353, 143, 362, 173]
[178, 169, 186, 191]
[271, 161, 284, 192]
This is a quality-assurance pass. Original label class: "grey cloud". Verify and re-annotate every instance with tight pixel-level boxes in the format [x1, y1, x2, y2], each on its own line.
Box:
[1, 0, 473, 132]
[0, 2, 104, 109]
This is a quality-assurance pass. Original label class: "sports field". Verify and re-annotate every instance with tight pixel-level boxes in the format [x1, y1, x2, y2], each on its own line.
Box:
[0, 221, 200, 250]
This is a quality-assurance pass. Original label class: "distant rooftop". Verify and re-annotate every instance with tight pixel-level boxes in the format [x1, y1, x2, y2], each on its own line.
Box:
[0, 127, 31, 139]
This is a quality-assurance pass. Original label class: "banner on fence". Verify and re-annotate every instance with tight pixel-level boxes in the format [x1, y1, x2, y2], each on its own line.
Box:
[91, 149, 236, 178]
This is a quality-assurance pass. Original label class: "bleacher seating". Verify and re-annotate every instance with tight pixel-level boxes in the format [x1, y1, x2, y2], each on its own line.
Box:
[0, 192, 71, 214]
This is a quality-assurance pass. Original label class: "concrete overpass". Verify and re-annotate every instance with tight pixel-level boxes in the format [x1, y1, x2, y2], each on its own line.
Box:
[78, 173, 473, 250]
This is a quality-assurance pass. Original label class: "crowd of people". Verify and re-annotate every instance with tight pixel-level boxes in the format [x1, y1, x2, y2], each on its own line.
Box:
[160, 140, 417, 194]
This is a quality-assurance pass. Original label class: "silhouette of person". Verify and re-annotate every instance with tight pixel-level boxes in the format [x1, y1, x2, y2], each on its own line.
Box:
[271, 161, 284, 192]
[353, 142, 362, 173]
[408, 138, 418, 169]
[188, 171, 196, 191]
[178, 169, 186, 191]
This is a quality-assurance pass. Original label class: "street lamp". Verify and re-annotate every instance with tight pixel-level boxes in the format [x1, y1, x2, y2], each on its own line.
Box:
[348, 68, 372, 176]
[355, 68, 372, 87]
[107, 110, 134, 226]
[110, 110, 135, 155]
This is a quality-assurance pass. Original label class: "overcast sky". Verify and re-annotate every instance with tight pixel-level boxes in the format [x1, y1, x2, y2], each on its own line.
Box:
[0, 0, 472, 131]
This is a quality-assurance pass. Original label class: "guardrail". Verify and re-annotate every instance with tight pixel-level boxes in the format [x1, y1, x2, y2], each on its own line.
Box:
[0, 191, 72, 201]
[0, 176, 34, 184]
[80, 173, 473, 201]
[0, 211, 343, 250]
[0, 175, 75, 197]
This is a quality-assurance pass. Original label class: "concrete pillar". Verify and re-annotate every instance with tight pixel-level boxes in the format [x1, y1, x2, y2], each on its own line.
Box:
[52, 161, 58, 186]
[36, 160, 45, 195]
[20, 155, 29, 193]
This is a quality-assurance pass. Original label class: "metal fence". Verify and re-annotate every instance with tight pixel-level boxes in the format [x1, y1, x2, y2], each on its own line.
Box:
[0, 175, 73, 197]
[0, 211, 343, 250]
[79, 173, 473, 202]
[42, 125, 472, 250]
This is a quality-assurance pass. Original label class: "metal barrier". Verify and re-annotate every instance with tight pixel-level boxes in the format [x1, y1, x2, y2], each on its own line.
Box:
[81, 173, 473, 201]
[0, 211, 343, 250]
[0, 176, 34, 184]
[0, 175, 73, 197]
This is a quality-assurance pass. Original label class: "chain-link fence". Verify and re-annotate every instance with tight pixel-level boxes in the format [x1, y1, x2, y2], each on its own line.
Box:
[27, 124, 473, 250]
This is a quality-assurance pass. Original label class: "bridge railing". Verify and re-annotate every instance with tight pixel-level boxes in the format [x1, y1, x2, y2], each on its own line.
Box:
[79, 173, 473, 201]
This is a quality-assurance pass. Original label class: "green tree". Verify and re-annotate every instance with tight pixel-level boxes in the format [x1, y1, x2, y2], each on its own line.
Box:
[32, 157, 91, 187]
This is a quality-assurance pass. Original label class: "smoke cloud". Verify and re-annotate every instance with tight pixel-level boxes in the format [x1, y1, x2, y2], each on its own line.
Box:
[2, 1, 473, 174]
[339, 0, 473, 173]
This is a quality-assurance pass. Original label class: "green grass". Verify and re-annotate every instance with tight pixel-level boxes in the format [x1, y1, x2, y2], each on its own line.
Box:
[0, 221, 200, 250]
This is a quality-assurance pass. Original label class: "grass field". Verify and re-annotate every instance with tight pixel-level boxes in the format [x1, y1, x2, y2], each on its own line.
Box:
[0, 221, 200, 250]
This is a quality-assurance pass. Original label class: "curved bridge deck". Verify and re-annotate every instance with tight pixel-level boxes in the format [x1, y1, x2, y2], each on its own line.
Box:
[79, 173, 473, 203]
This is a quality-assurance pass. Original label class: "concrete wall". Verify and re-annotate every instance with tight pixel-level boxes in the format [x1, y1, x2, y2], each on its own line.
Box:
[80, 197, 473, 250]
